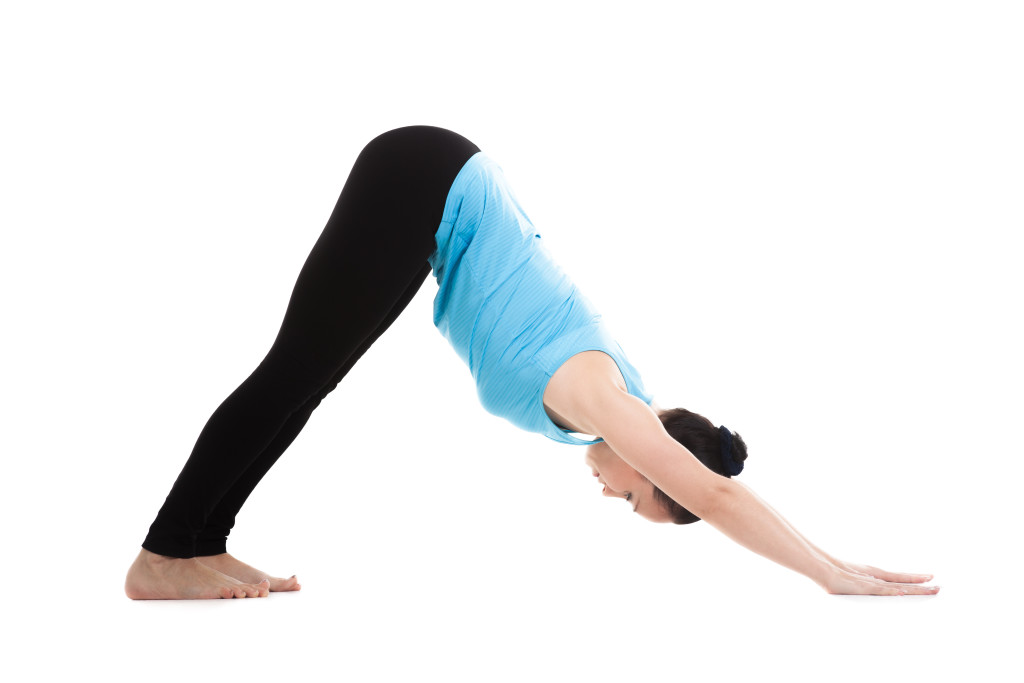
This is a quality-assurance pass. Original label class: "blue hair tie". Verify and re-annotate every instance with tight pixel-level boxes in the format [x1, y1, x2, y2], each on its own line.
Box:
[719, 425, 743, 476]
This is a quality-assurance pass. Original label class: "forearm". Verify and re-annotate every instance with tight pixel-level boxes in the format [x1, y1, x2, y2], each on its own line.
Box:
[698, 478, 833, 587]
[582, 393, 933, 595]
[731, 480, 841, 567]
[592, 395, 836, 584]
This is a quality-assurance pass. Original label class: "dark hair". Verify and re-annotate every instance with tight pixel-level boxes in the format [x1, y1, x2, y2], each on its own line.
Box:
[650, 408, 749, 524]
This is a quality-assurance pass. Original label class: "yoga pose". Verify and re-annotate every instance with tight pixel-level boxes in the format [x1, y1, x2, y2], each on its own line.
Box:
[125, 125, 938, 599]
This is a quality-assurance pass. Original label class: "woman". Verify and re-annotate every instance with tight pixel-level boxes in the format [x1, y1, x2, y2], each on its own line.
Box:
[125, 125, 938, 599]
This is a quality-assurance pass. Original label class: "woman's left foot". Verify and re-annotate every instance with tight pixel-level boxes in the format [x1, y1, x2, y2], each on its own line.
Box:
[197, 553, 301, 592]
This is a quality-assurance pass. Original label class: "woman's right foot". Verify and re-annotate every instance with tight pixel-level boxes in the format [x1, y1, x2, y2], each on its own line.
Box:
[196, 552, 300, 592]
[125, 548, 270, 600]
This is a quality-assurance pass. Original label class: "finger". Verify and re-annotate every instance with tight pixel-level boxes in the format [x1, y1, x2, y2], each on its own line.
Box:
[860, 578, 941, 596]
[827, 572, 906, 596]
[866, 576, 909, 596]
[862, 566, 934, 584]
[889, 581, 941, 595]
[841, 564, 878, 580]
[828, 571, 939, 597]
[852, 579, 907, 597]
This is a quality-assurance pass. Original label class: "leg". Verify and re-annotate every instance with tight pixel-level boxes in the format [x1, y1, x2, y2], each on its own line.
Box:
[194, 261, 430, 554]
[126, 125, 480, 598]
[193, 266, 428, 591]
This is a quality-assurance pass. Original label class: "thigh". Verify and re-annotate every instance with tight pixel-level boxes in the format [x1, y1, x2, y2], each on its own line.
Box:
[266, 126, 481, 382]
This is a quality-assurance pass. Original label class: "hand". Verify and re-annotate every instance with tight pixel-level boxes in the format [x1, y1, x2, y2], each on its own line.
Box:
[819, 559, 940, 596]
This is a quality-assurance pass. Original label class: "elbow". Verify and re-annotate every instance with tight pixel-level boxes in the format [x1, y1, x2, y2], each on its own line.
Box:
[690, 478, 735, 521]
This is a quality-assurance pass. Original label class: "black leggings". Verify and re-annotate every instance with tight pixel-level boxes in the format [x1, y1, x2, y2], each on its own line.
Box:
[142, 125, 481, 558]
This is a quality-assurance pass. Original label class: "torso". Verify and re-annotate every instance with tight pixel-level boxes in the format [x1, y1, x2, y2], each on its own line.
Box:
[430, 153, 656, 441]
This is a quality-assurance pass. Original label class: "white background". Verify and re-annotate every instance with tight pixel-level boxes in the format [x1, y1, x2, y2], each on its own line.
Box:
[2, 1, 1021, 681]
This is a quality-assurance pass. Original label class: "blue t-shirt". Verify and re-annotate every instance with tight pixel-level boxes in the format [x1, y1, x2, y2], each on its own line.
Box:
[428, 151, 653, 445]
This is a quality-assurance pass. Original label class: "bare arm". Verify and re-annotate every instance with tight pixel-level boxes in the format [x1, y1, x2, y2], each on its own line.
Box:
[584, 389, 938, 595]
[732, 479, 934, 586]
[656, 395, 928, 582]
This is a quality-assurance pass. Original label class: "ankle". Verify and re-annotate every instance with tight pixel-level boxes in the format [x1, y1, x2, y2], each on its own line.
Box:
[139, 548, 192, 565]
[197, 552, 230, 559]
[195, 539, 228, 556]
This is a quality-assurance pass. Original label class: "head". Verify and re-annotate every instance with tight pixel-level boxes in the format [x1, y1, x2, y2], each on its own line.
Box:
[584, 407, 749, 524]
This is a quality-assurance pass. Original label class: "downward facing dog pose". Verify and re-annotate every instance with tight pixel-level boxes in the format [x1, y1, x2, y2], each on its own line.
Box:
[126, 125, 938, 599]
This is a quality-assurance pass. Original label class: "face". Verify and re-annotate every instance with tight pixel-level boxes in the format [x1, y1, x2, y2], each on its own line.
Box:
[585, 441, 675, 523]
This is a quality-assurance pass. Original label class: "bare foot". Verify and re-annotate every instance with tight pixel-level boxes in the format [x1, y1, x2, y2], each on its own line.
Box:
[125, 548, 270, 600]
[197, 552, 300, 592]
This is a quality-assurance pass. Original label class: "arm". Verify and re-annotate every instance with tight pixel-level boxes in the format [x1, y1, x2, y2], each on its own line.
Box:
[584, 389, 937, 595]
[732, 479, 934, 586]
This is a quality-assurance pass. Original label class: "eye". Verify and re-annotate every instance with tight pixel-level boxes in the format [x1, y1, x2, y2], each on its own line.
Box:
[624, 492, 632, 502]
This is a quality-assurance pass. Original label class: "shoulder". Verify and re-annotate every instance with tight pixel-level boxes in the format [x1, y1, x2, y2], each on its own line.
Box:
[545, 351, 626, 401]
[543, 350, 632, 437]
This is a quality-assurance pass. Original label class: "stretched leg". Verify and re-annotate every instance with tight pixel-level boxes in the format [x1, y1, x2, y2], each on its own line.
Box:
[194, 261, 430, 555]
[127, 125, 480, 598]
[193, 266, 428, 591]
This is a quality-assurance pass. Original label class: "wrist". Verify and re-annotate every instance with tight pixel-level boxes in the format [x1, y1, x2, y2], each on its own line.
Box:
[811, 558, 840, 590]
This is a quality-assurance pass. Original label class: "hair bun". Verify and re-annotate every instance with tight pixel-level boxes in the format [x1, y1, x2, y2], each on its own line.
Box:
[718, 425, 747, 476]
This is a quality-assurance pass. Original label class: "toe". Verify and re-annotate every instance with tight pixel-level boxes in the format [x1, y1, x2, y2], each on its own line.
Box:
[270, 575, 300, 591]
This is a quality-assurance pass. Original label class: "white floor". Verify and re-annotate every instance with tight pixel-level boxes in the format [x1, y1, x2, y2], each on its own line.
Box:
[13, 533, 1013, 682]
[15, 387, 1021, 682]
[4, 2, 1022, 681]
